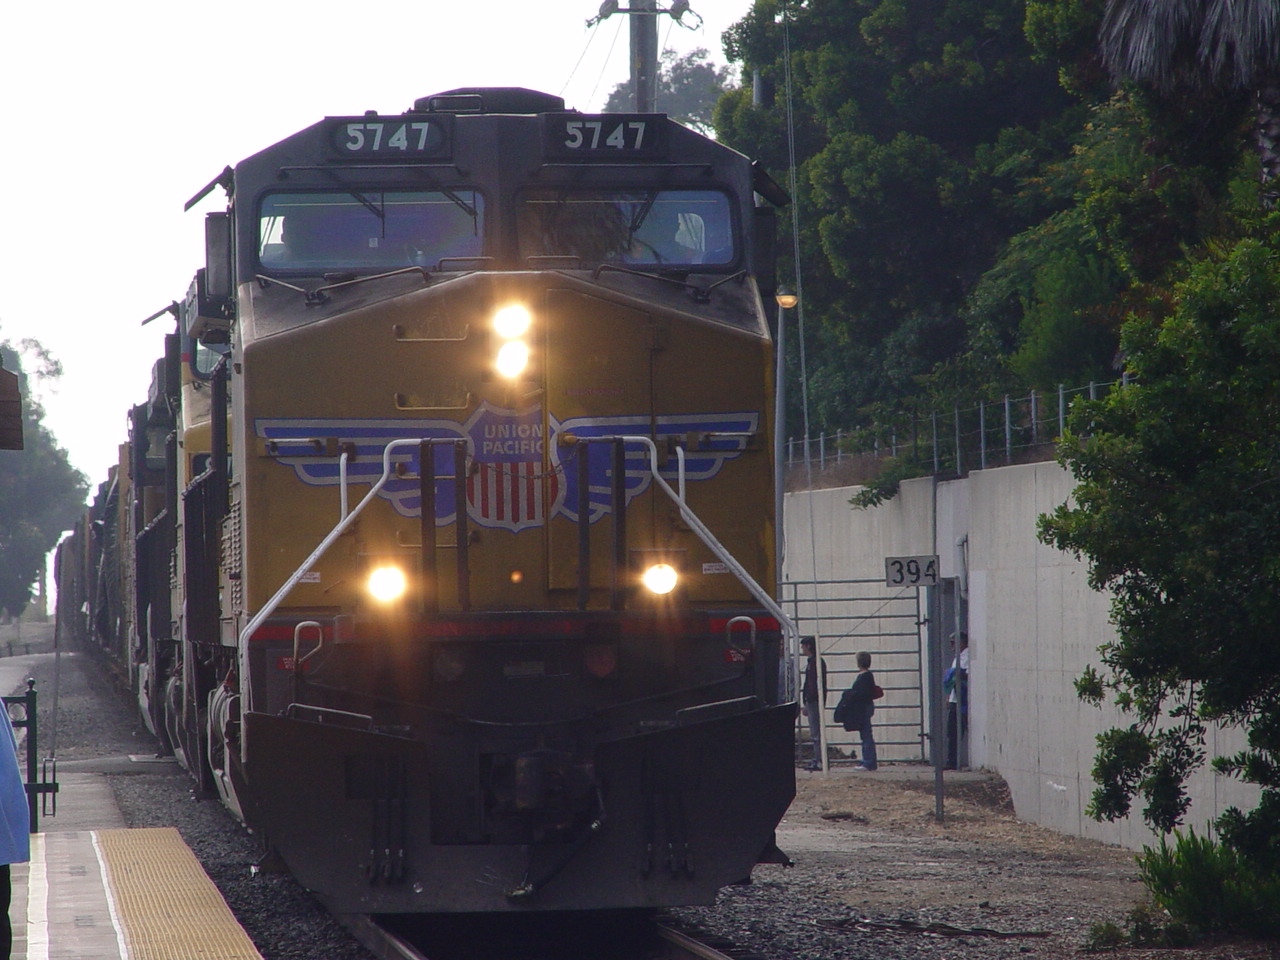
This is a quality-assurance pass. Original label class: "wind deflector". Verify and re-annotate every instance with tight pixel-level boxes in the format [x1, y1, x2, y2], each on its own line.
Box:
[751, 161, 790, 207]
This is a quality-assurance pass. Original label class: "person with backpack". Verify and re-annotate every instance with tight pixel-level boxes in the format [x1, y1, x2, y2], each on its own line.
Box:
[833, 651, 879, 771]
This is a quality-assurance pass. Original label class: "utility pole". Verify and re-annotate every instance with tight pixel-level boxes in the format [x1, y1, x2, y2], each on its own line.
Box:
[587, 1, 697, 113]
[630, 0, 658, 113]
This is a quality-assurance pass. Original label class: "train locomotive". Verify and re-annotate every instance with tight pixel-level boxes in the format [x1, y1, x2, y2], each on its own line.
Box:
[57, 87, 797, 915]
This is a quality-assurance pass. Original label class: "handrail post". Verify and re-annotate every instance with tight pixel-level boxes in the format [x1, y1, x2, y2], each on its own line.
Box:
[453, 440, 470, 612]
[601, 434, 801, 702]
[577, 445, 591, 610]
[419, 440, 438, 613]
[610, 440, 627, 611]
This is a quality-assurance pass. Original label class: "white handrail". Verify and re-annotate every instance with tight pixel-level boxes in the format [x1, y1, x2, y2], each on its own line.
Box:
[238, 438, 421, 710]
[339, 451, 350, 519]
[238, 433, 800, 711]
[602, 434, 800, 660]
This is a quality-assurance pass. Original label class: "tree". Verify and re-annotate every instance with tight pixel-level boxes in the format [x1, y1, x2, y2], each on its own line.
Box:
[1098, 0, 1280, 202]
[0, 337, 88, 619]
[604, 47, 733, 135]
[716, 0, 1076, 429]
[1039, 217, 1280, 852]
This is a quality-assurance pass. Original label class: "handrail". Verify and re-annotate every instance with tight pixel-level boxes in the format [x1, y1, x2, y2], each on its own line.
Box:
[238, 438, 422, 711]
[601, 434, 801, 668]
[239, 433, 801, 711]
[338, 451, 349, 519]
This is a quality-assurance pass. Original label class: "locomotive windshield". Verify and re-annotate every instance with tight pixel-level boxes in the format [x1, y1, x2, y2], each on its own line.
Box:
[518, 189, 734, 267]
[258, 189, 483, 271]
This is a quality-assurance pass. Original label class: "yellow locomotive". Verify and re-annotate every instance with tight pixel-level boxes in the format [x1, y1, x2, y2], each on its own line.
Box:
[59, 88, 796, 914]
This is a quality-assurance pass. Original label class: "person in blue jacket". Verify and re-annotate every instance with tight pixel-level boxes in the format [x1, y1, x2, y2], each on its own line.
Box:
[0, 702, 29, 959]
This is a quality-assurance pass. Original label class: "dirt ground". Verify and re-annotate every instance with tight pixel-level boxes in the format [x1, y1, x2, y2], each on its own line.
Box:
[774, 766, 1279, 958]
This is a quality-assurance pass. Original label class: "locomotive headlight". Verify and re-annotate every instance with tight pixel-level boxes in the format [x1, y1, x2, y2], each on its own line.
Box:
[367, 565, 408, 603]
[641, 563, 679, 596]
[495, 340, 531, 379]
[492, 304, 533, 339]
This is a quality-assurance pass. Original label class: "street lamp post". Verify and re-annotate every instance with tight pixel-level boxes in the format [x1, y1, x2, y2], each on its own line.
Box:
[773, 288, 798, 584]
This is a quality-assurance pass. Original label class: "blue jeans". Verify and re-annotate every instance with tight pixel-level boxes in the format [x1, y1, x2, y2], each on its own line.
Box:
[804, 698, 821, 764]
[858, 719, 878, 770]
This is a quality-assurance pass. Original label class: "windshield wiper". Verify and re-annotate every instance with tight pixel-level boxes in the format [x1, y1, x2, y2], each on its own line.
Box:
[255, 266, 429, 306]
[590, 264, 748, 305]
[345, 188, 385, 222]
[627, 190, 658, 236]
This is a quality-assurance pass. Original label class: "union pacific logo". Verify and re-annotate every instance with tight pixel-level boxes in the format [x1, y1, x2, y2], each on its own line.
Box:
[256, 402, 757, 533]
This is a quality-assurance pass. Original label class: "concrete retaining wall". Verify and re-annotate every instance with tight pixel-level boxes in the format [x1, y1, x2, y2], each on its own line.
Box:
[783, 461, 1259, 849]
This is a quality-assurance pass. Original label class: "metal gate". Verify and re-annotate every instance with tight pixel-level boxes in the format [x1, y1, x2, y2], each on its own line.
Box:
[782, 577, 926, 766]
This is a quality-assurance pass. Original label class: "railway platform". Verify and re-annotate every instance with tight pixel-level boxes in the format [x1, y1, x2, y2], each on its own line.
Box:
[0, 654, 263, 960]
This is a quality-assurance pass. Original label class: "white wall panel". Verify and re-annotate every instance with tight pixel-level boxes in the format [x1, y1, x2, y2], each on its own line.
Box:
[783, 460, 1261, 850]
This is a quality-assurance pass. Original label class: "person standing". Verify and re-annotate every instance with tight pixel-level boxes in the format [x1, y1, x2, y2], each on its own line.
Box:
[837, 651, 878, 771]
[946, 632, 970, 770]
[0, 701, 29, 958]
[800, 637, 827, 771]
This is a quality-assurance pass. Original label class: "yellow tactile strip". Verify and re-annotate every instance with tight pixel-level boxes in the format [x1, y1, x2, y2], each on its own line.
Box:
[94, 828, 263, 960]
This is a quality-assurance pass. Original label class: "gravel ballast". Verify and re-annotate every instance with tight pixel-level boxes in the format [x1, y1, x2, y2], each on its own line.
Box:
[15, 641, 1274, 960]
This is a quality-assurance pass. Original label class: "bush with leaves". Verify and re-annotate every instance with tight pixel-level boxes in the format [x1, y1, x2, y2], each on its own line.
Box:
[1138, 829, 1280, 938]
[1040, 214, 1280, 853]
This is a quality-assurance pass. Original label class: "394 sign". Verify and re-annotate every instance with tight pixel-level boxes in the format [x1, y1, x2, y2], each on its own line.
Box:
[884, 554, 939, 588]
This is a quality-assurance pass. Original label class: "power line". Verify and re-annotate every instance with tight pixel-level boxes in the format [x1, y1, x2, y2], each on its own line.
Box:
[560, 19, 603, 98]
[587, 16, 625, 110]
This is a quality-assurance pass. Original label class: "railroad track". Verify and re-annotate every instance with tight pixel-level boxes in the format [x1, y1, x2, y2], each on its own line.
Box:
[340, 913, 744, 960]
[652, 921, 742, 960]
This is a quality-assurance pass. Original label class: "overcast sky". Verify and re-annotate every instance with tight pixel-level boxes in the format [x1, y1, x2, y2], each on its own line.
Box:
[0, 0, 752, 491]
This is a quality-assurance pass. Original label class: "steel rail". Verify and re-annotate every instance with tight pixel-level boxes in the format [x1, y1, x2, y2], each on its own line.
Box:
[654, 922, 740, 960]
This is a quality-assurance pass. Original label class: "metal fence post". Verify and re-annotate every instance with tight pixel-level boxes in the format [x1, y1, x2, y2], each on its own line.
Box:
[954, 404, 962, 476]
[979, 402, 987, 470]
[1004, 395, 1012, 462]
[931, 411, 939, 474]
[1058, 383, 1065, 438]
[1030, 390, 1039, 444]
[4, 680, 58, 831]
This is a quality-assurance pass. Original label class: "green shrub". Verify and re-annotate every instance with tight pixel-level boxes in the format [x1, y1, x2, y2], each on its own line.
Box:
[1083, 920, 1126, 952]
[1138, 828, 1280, 937]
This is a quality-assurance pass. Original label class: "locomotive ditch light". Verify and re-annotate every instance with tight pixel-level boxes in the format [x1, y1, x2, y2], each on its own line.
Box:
[367, 565, 408, 603]
[641, 563, 679, 595]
